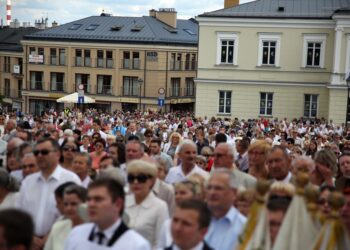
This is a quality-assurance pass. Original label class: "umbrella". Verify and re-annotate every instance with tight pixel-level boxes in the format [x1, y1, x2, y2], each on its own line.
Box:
[56, 92, 95, 104]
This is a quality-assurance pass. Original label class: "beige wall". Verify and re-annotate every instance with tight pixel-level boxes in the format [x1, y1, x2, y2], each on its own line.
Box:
[328, 88, 347, 125]
[196, 81, 329, 120]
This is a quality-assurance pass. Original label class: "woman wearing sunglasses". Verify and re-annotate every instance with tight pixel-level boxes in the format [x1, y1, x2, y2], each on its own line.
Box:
[60, 137, 80, 171]
[89, 138, 107, 171]
[125, 160, 169, 249]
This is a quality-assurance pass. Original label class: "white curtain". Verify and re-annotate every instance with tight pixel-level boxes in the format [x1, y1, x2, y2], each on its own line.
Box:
[51, 73, 57, 91]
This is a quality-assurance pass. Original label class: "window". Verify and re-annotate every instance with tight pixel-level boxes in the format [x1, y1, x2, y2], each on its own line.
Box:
[69, 24, 82, 30]
[184, 29, 196, 35]
[185, 78, 195, 96]
[132, 52, 140, 69]
[86, 24, 99, 31]
[50, 72, 64, 91]
[4, 79, 10, 97]
[76, 74, 90, 93]
[106, 51, 113, 68]
[123, 52, 130, 68]
[304, 94, 318, 117]
[218, 91, 231, 114]
[4, 57, 10, 73]
[260, 92, 273, 116]
[258, 34, 281, 67]
[29, 47, 36, 55]
[123, 77, 139, 96]
[302, 35, 326, 68]
[170, 53, 182, 70]
[38, 48, 44, 64]
[97, 50, 104, 68]
[146, 51, 158, 61]
[30, 71, 43, 90]
[50, 48, 57, 65]
[217, 33, 238, 65]
[84, 50, 91, 67]
[59, 49, 65, 65]
[97, 75, 112, 95]
[170, 78, 180, 97]
[307, 42, 321, 66]
[75, 49, 82, 66]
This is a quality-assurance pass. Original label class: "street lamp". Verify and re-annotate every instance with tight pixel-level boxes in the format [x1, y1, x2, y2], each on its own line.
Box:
[137, 78, 143, 112]
[346, 75, 350, 127]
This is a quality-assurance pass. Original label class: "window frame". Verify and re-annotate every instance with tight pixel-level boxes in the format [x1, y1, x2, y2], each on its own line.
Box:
[257, 34, 281, 67]
[216, 33, 239, 65]
[259, 92, 273, 116]
[304, 94, 318, 118]
[218, 90, 232, 114]
[302, 35, 327, 68]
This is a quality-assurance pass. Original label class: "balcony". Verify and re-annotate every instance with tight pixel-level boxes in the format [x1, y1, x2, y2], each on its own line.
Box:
[3, 88, 21, 99]
[168, 87, 196, 97]
[29, 81, 43, 90]
[121, 59, 141, 70]
[169, 60, 197, 71]
[50, 82, 65, 92]
[97, 85, 112, 95]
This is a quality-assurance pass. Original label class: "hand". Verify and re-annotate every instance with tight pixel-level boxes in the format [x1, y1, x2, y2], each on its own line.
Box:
[316, 163, 334, 185]
[32, 236, 44, 250]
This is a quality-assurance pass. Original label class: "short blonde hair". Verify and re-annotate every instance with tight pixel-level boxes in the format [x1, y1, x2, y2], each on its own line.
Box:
[127, 160, 157, 177]
[248, 140, 271, 155]
[169, 132, 182, 143]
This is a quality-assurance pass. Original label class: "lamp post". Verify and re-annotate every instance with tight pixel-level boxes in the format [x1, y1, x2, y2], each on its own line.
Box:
[137, 78, 143, 112]
[346, 75, 350, 128]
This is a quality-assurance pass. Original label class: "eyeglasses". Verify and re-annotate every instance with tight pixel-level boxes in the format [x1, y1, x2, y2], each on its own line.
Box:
[62, 146, 77, 152]
[33, 149, 53, 156]
[127, 174, 151, 183]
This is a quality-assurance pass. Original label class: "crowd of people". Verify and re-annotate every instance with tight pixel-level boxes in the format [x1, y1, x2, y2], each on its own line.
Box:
[0, 108, 349, 250]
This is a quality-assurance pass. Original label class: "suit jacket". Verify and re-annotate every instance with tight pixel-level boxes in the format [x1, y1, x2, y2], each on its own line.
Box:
[335, 176, 350, 191]
[164, 241, 214, 250]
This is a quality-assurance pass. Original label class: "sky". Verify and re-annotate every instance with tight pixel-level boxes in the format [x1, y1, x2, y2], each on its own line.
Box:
[0, 0, 254, 26]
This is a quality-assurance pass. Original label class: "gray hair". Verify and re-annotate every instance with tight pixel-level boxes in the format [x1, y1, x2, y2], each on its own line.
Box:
[0, 169, 19, 192]
[210, 168, 239, 189]
[74, 152, 92, 167]
[178, 139, 197, 153]
[291, 156, 315, 172]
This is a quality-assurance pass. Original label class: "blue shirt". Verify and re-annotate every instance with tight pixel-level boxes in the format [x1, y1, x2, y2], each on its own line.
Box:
[112, 126, 127, 136]
[205, 206, 246, 250]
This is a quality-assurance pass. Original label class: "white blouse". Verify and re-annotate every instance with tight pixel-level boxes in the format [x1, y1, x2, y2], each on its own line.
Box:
[125, 192, 169, 248]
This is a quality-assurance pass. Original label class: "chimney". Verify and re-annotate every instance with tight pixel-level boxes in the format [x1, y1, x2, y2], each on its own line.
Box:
[224, 0, 239, 9]
[52, 21, 58, 27]
[154, 8, 177, 28]
[6, 0, 11, 26]
[149, 9, 156, 17]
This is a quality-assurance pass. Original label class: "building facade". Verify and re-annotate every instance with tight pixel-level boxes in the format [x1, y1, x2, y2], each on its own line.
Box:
[195, 0, 350, 124]
[0, 27, 38, 112]
[21, 9, 198, 115]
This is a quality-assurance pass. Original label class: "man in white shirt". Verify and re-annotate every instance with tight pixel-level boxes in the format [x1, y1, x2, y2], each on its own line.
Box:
[165, 140, 209, 184]
[72, 152, 92, 188]
[266, 145, 292, 183]
[65, 178, 150, 250]
[17, 138, 81, 249]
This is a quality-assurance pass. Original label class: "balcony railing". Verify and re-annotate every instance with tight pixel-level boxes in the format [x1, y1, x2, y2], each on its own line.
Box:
[121, 59, 141, 70]
[121, 86, 140, 96]
[49, 56, 66, 66]
[3, 88, 21, 98]
[97, 85, 113, 95]
[50, 82, 65, 92]
[30, 81, 43, 90]
[168, 87, 196, 97]
[169, 60, 197, 71]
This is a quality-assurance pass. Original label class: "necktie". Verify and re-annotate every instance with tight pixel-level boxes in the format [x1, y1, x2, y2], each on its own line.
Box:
[96, 232, 105, 245]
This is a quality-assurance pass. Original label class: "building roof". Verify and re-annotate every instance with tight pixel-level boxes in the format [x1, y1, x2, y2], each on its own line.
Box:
[24, 15, 198, 46]
[0, 26, 38, 52]
[199, 0, 350, 19]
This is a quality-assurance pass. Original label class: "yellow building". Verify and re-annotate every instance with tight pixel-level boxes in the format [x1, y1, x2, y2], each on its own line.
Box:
[0, 27, 38, 112]
[195, 0, 350, 124]
[21, 9, 198, 115]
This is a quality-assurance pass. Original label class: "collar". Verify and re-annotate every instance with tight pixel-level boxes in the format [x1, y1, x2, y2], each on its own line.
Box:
[128, 192, 156, 209]
[96, 218, 121, 242]
[213, 206, 239, 224]
[37, 165, 62, 182]
[152, 178, 161, 195]
[173, 241, 204, 250]
[279, 171, 292, 183]
[180, 164, 198, 177]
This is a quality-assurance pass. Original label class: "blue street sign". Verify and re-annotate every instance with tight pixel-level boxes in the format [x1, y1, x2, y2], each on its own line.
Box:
[78, 96, 84, 104]
[158, 98, 164, 107]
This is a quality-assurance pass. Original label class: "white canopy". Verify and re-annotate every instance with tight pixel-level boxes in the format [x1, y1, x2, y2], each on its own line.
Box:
[56, 92, 95, 104]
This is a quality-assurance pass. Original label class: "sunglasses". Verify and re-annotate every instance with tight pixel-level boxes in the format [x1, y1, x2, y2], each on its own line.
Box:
[33, 149, 53, 156]
[127, 174, 151, 183]
[62, 147, 77, 152]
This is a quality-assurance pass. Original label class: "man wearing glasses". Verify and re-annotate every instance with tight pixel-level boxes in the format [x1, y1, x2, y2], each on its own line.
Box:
[17, 137, 81, 249]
